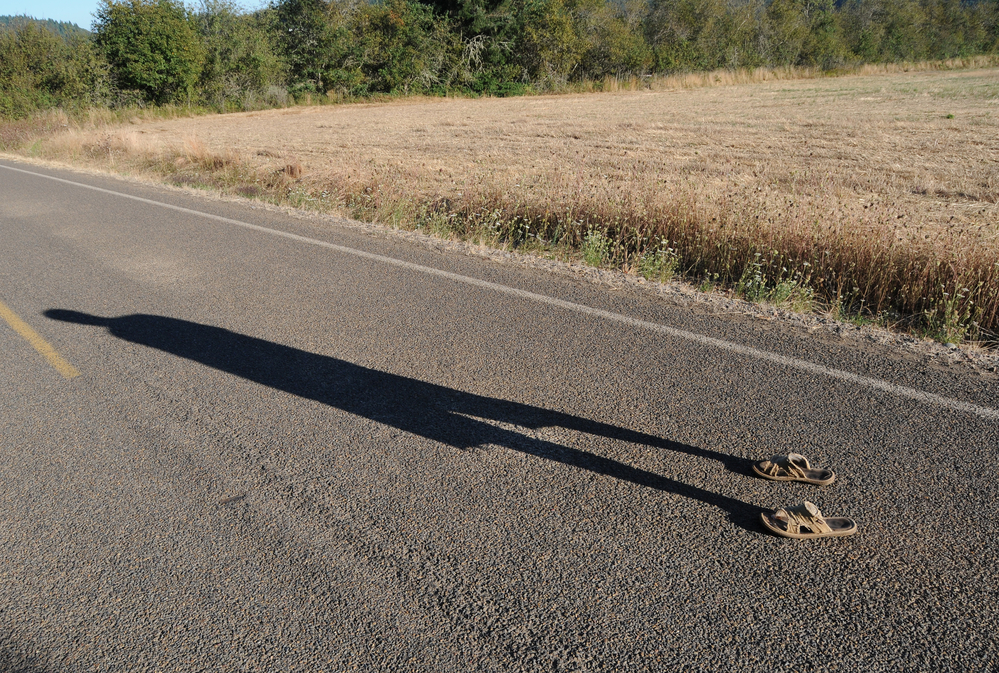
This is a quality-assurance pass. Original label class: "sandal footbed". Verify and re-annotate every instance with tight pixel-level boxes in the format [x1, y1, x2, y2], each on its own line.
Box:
[752, 460, 835, 485]
[760, 512, 857, 539]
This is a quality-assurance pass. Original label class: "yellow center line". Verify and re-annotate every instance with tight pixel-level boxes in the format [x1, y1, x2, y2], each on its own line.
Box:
[0, 300, 80, 379]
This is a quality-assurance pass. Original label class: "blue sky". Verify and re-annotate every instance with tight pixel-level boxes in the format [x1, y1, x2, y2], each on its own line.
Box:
[0, 0, 267, 30]
[0, 0, 102, 28]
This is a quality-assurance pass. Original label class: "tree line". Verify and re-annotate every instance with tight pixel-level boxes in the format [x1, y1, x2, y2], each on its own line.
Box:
[2, 0, 998, 118]
[0, 15, 92, 39]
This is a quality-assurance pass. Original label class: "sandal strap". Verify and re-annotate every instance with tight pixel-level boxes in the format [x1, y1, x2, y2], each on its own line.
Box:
[760, 460, 782, 477]
[766, 453, 811, 479]
[782, 501, 833, 535]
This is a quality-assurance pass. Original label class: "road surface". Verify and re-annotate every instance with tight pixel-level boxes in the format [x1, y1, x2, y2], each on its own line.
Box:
[1, 159, 997, 671]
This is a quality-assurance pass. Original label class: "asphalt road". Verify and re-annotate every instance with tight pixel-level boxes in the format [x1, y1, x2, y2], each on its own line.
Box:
[1, 159, 997, 672]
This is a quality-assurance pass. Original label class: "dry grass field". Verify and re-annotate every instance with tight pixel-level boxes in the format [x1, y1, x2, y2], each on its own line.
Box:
[11, 65, 999, 340]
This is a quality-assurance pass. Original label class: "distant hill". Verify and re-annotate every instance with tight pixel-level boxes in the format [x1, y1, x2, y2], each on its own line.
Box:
[0, 15, 91, 38]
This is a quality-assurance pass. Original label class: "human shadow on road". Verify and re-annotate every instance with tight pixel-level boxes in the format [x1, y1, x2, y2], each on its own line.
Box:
[47, 310, 763, 529]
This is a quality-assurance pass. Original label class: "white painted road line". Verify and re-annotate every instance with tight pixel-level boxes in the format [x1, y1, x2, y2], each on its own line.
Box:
[4, 162, 997, 420]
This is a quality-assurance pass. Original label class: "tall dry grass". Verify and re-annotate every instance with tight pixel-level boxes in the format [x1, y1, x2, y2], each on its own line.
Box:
[567, 55, 999, 94]
[321, 163, 999, 342]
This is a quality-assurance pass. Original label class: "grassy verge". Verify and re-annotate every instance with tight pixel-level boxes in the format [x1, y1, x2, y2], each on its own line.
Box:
[30, 139, 995, 346]
[309, 165, 998, 345]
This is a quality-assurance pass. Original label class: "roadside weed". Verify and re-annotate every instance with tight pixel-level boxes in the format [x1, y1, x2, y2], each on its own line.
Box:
[638, 239, 680, 282]
[698, 273, 720, 293]
[735, 252, 814, 310]
[924, 283, 982, 344]
[583, 229, 611, 267]
[770, 277, 814, 312]
[736, 252, 769, 302]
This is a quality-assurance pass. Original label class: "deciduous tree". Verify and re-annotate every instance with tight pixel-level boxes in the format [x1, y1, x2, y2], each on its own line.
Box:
[94, 0, 204, 104]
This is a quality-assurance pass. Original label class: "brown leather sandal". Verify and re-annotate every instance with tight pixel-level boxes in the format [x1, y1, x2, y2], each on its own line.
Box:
[760, 501, 857, 539]
[752, 453, 835, 485]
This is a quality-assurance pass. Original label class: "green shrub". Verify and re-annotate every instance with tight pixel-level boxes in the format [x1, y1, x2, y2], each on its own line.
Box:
[5, 0, 999, 115]
[195, 0, 285, 110]
[351, 0, 462, 94]
[94, 0, 204, 104]
[577, 0, 652, 77]
[0, 22, 108, 118]
[273, 0, 354, 94]
[519, 0, 586, 86]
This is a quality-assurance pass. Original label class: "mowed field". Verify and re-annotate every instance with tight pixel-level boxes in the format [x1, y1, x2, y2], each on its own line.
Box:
[111, 67, 999, 233]
[25, 66, 999, 337]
